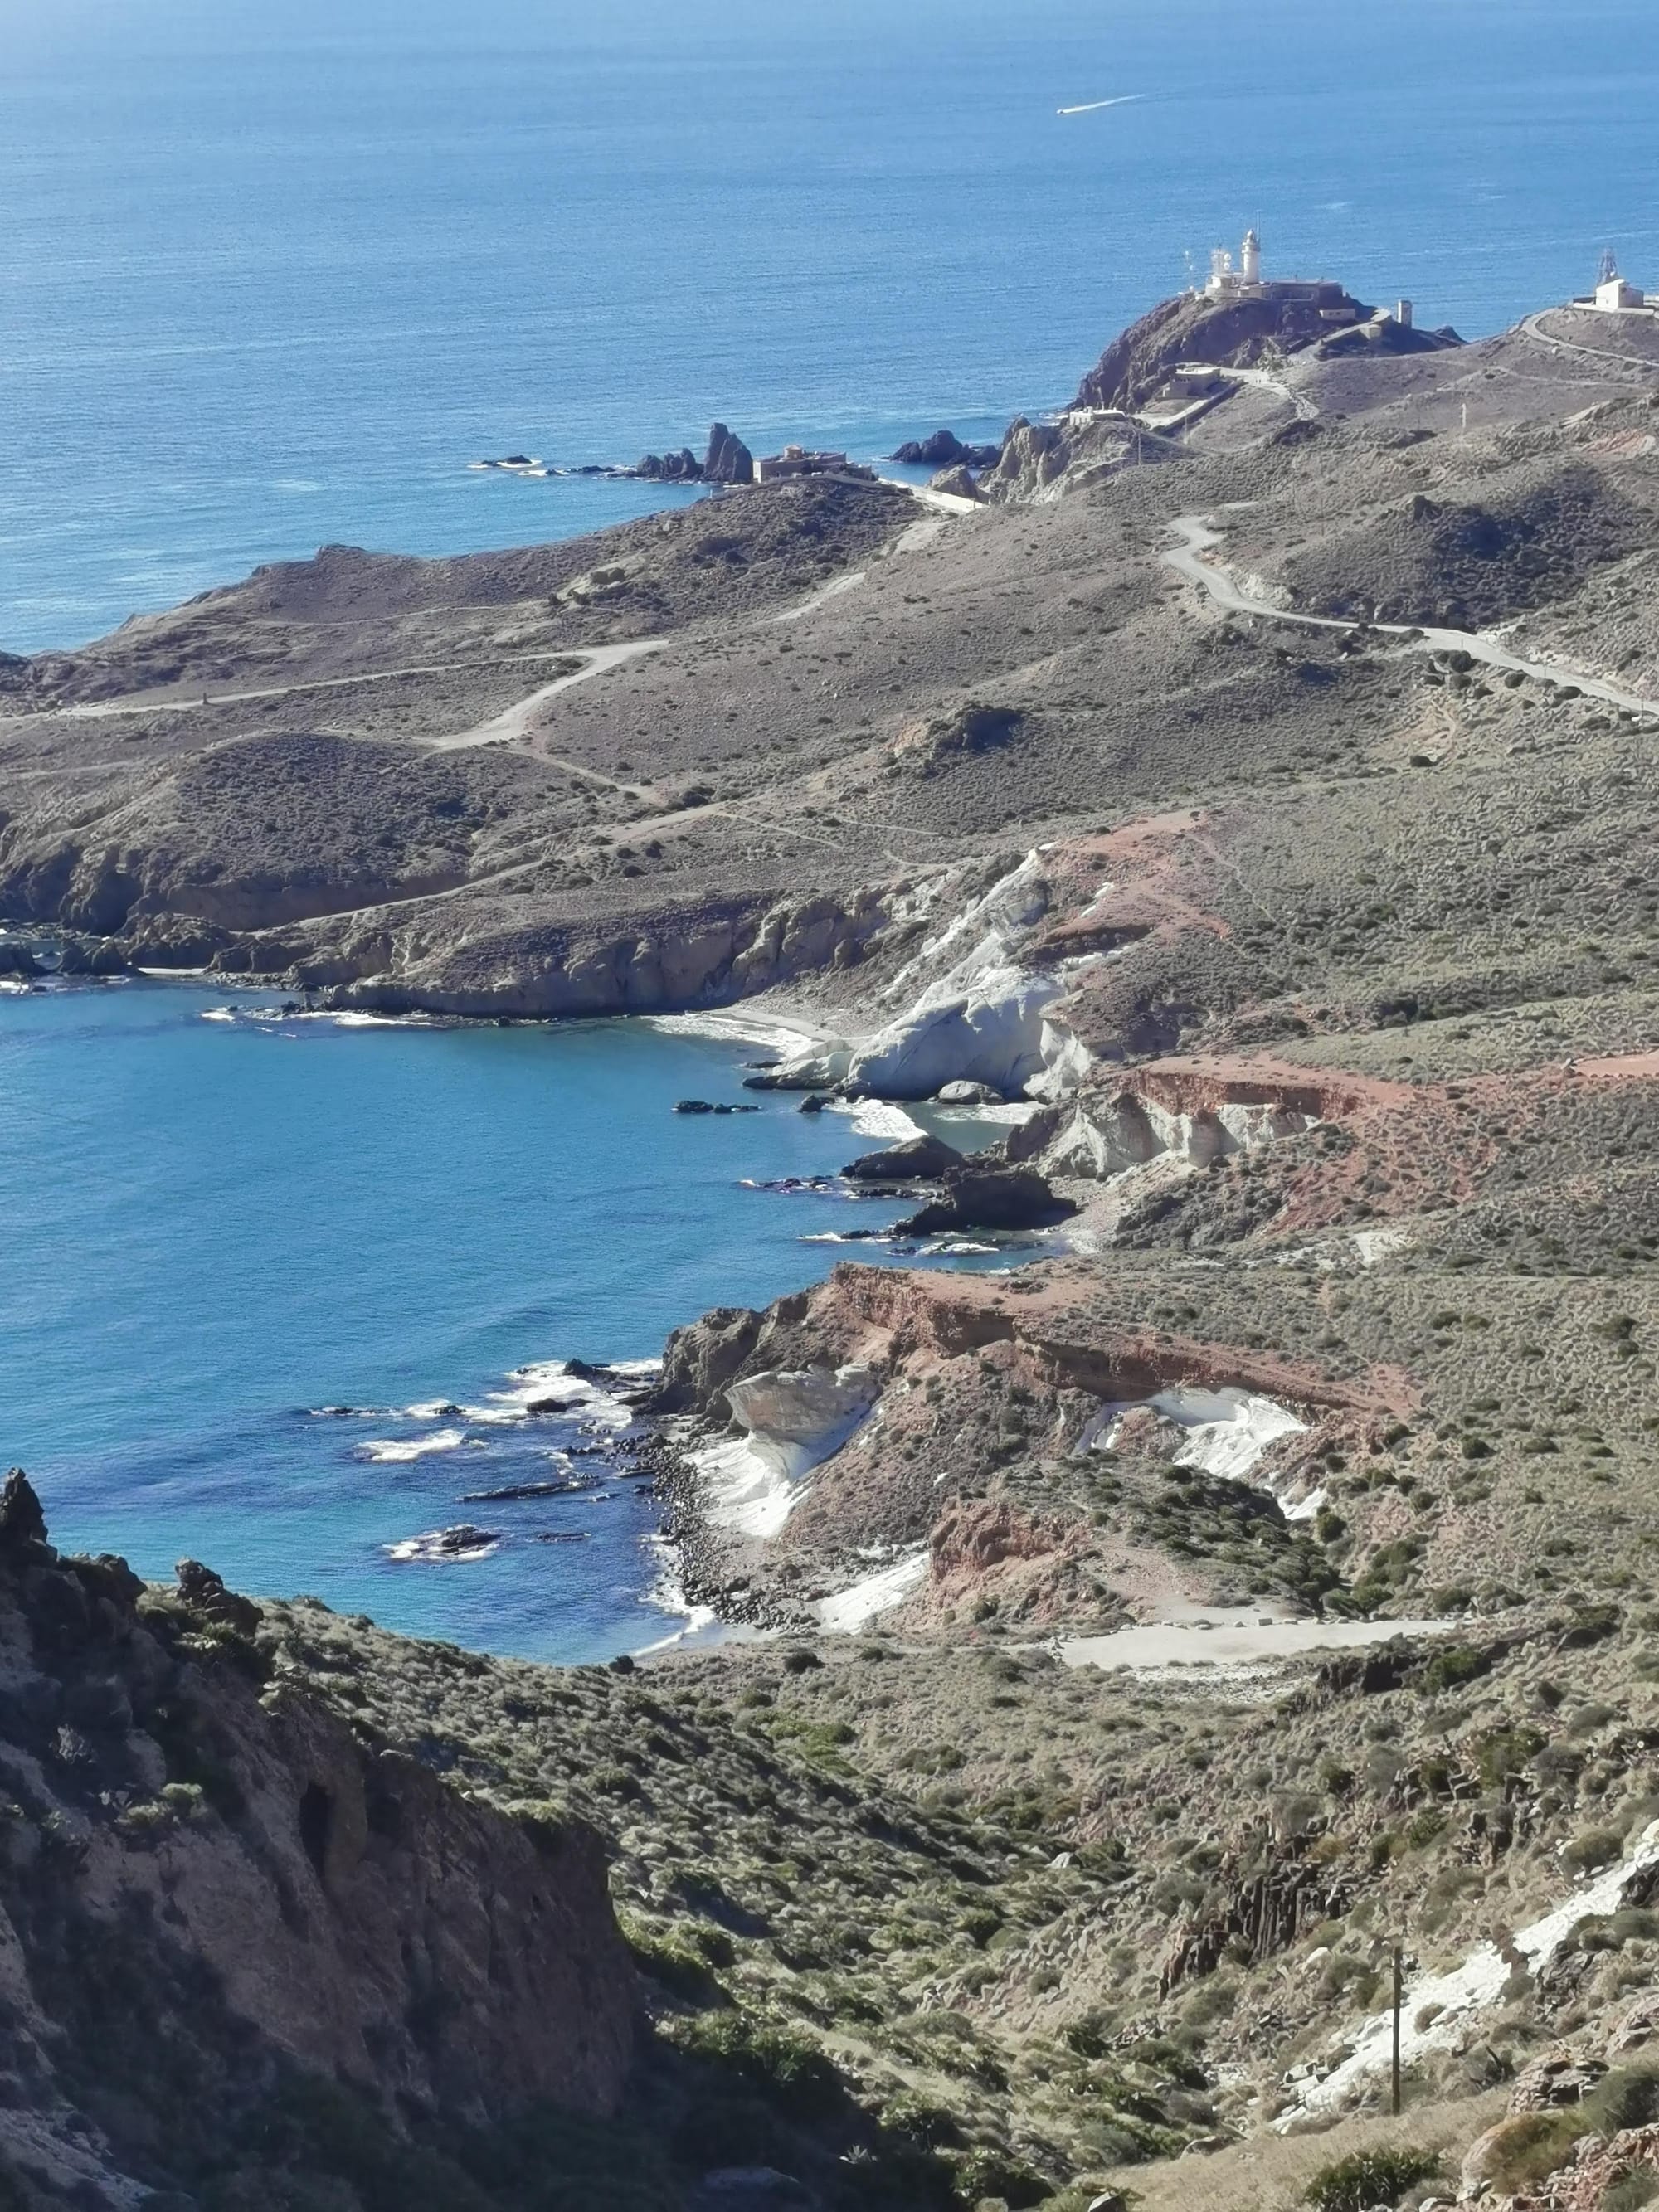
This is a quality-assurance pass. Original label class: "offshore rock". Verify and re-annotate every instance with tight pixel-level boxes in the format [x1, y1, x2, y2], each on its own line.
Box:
[889, 430, 1001, 469]
[840, 1133, 963, 1183]
[704, 422, 757, 484]
[892, 1159, 1076, 1236]
[636, 445, 703, 481]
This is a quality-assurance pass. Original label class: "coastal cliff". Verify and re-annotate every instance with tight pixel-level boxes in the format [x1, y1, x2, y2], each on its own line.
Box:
[0, 1472, 634, 2206]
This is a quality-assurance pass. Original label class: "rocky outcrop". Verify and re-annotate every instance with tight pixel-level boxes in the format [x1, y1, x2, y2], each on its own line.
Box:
[888, 430, 1001, 469]
[978, 412, 1171, 503]
[928, 463, 987, 501]
[840, 1133, 963, 1183]
[847, 966, 1068, 1101]
[633, 424, 755, 485]
[0, 1471, 634, 2203]
[1072, 284, 1380, 414]
[703, 423, 756, 485]
[291, 885, 891, 1020]
[893, 1158, 1076, 1235]
[636, 445, 703, 481]
[1160, 1841, 1352, 1996]
[725, 1364, 881, 1481]
[1491, 2122, 1659, 2211]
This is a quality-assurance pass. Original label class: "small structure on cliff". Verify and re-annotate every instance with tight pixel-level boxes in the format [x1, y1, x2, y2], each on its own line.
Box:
[1203, 227, 1358, 325]
[1576, 249, 1656, 314]
[755, 443, 876, 485]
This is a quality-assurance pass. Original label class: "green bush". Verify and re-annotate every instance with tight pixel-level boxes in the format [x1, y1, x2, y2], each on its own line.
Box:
[1303, 2145, 1441, 2211]
[674, 2012, 844, 2122]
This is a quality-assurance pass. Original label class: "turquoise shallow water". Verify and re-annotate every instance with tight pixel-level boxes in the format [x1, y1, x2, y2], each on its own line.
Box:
[0, 984, 1003, 1660]
[3, 0, 1657, 650]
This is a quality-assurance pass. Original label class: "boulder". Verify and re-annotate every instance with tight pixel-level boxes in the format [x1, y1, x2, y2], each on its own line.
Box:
[725, 1364, 881, 1481]
[936, 1080, 1005, 1104]
[929, 464, 987, 502]
[745, 1043, 854, 1091]
[840, 1134, 963, 1183]
[703, 422, 756, 484]
[888, 430, 1001, 469]
[636, 447, 703, 481]
[893, 1160, 1077, 1236]
[0, 941, 41, 980]
[674, 1099, 716, 1114]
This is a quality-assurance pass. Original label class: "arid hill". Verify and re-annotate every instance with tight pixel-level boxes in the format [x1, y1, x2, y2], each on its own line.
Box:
[2, 285, 1658, 2210]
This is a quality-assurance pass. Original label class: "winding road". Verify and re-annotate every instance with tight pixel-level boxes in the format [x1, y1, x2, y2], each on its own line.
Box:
[1162, 513, 1659, 713]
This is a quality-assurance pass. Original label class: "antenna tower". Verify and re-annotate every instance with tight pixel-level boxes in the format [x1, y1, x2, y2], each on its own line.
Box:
[1598, 246, 1621, 286]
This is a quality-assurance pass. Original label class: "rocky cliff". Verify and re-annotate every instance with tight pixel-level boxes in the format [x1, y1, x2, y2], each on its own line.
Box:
[0, 1472, 633, 2208]
[1069, 283, 1450, 413]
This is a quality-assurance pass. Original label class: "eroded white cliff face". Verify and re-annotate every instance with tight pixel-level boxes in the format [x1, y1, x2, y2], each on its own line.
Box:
[1044, 1093, 1317, 1182]
[1082, 1386, 1318, 1517]
[847, 965, 1066, 1100]
[693, 1364, 880, 1539]
[761, 851, 1097, 1103]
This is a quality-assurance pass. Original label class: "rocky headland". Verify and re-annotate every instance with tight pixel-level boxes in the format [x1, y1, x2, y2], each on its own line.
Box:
[3, 275, 1659, 2210]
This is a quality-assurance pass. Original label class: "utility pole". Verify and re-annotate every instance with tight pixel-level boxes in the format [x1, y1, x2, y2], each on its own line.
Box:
[1391, 1943, 1404, 2117]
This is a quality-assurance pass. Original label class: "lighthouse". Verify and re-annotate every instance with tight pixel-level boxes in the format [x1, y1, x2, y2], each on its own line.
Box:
[1241, 228, 1262, 287]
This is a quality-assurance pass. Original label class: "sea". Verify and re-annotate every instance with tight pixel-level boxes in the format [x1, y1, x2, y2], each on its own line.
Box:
[0, 983, 1014, 1659]
[4, 0, 1658, 654]
[2, 0, 1656, 1657]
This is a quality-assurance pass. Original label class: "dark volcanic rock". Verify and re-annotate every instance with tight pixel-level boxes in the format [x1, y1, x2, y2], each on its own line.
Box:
[890, 430, 1001, 469]
[703, 422, 756, 485]
[893, 1159, 1077, 1235]
[1073, 285, 1394, 414]
[841, 1134, 964, 1183]
[636, 446, 703, 481]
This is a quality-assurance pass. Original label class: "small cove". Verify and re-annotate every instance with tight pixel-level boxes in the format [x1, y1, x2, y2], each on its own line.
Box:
[0, 981, 1013, 1660]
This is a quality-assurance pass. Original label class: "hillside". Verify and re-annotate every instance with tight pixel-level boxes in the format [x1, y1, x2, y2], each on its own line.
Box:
[2, 285, 1658, 2210]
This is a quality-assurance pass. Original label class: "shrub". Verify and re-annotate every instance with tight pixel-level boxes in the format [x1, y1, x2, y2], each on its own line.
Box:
[1303, 2146, 1442, 2210]
[1419, 1644, 1485, 1693]
[1563, 1826, 1626, 1873]
[674, 2012, 844, 2122]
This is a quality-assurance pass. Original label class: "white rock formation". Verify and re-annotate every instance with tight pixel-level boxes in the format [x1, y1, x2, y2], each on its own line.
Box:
[814, 1548, 929, 1632]
[1084, 1386, 1317, 1517]
[693, 1364, 880, 1539]
[1281, 1819, 1659, 2124]
[847, 965, 1066, 1100]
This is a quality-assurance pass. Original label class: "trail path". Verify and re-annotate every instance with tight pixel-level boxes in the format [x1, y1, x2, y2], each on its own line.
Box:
[1058, 1607, 1452, 1677]
[1163, 513, 1659, 712]
[426, 639, 664, 750]
[46, 646, 601, 723]
[1175, 359, 1320, 421]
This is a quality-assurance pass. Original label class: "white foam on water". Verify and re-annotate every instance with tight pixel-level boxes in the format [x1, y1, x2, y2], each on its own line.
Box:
[199, 1007, 237, 1023]
[385, 1527, 499, 1563]
[356, 1427, 469, 1463]
[815, 1548, 928, 1631]
[644, 1010, 827, 1055]
[830, 1098, 927, 1141]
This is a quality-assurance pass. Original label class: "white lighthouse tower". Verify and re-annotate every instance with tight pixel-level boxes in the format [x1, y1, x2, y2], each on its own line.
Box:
[1241, 227, 1262, 288]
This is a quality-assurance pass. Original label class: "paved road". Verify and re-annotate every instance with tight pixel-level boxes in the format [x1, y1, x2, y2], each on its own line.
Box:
[1163, 513, 1659, 713]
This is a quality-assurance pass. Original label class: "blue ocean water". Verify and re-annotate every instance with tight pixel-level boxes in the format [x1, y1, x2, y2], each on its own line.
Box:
[3, 0, 1657, 652]
[0, 984, 1002, 1659]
